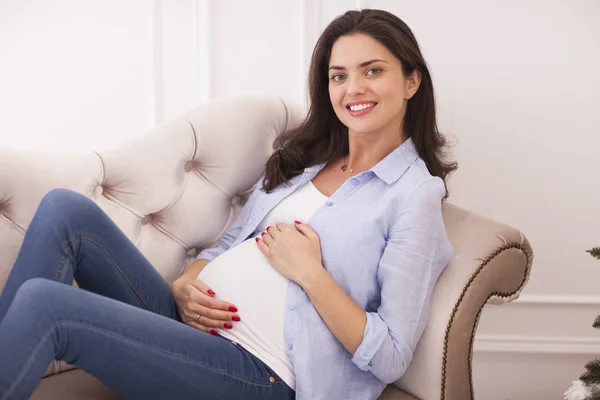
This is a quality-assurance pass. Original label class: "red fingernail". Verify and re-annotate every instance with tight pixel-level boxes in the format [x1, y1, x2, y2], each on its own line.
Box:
[224, 323, 233, 329]
[294, 220, 302, 224]
[255, 237, 260, 242]
[210, 329, 218, 335]
[266, 226, 271, 231]
[229, 306, 238, 312]
[232, 315, 241, 321]
[261, 232, 266, 237]
[207, 289, 215, 296]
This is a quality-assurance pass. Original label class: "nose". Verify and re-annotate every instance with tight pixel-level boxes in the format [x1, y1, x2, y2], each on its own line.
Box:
[346, 74, 367, 97]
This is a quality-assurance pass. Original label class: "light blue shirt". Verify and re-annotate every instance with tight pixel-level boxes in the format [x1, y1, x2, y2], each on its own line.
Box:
[197, 138, 453, 400]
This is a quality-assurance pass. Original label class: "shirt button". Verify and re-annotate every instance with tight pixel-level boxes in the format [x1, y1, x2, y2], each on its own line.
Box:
[287, 304, 295, 310]
[326, 201, 333, 207]
[288, 344, 294, 351]
[351, 178, 360, 186]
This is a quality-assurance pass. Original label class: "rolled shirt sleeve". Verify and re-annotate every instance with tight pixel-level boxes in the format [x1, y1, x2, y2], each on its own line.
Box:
[351, 178, 453, 384]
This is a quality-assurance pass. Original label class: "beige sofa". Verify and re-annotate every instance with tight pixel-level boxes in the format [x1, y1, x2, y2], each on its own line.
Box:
[0, 96, 533, 400]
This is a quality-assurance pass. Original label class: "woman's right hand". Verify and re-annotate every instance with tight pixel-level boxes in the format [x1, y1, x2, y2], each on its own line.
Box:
[171, 277, 240, 335]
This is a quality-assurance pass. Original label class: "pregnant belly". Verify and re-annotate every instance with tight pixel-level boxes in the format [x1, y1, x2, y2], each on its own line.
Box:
[196, 238, 290, 348]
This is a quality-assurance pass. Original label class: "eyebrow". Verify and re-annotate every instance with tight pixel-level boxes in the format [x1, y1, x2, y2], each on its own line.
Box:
[328, 59, 388, 71]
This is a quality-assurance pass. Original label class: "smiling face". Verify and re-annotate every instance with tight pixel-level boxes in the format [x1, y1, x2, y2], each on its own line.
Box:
[328, 33, 417, 138]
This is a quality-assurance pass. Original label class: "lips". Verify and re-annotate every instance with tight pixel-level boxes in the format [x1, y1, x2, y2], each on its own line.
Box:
[345, 101, 378, 117]
[346, 102, 377, 112]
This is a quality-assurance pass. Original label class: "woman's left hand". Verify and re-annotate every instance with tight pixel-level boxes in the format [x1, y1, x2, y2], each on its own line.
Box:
[256, 221, 323, 285]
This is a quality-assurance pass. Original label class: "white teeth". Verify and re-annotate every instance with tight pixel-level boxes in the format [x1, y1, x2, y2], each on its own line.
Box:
[349, 102, 375, 111]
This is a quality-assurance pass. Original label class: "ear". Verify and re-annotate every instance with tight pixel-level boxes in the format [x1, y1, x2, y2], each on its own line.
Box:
[405, 69, 422, 100]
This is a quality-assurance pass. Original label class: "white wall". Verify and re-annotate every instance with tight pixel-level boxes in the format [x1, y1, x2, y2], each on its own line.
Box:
[0, 0, 157, 152]
[1, 0, 599, 398]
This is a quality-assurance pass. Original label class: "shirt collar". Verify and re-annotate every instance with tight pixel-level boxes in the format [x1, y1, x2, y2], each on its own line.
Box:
[370, 137, 419, 185]
[304, 137, 419, 185]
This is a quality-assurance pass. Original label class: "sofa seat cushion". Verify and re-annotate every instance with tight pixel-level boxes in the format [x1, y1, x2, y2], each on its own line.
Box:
[31, 369, 121, 400]
[31, 368, 418, 400]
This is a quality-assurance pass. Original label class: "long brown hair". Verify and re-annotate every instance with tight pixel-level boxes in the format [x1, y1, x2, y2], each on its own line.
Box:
[262, 9, 457, 197]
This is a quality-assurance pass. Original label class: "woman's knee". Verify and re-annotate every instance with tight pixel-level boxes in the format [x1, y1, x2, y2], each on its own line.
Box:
[40, 188, 89, 211]
[11, 278, 62, 314]
[37, 188, 100, 224]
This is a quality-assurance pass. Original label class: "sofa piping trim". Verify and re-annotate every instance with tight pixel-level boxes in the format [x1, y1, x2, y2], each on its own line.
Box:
[440, 242, 532, 400]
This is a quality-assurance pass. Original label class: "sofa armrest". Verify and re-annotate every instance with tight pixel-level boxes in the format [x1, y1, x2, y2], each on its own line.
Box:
[390, 202, 533, 400]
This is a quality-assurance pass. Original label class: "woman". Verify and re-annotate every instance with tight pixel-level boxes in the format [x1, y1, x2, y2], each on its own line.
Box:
[0, 8, 456, 400]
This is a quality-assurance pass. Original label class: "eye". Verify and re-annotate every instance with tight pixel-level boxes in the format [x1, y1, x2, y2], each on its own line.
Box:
[330, 74, 346, 82]
[366, 68, 382, 76]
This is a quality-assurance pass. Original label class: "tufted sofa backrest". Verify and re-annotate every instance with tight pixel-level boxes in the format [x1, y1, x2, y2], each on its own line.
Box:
[0, 96, 306, 287]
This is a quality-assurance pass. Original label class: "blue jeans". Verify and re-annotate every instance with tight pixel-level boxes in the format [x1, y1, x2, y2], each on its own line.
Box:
[0, 189, 295, 400]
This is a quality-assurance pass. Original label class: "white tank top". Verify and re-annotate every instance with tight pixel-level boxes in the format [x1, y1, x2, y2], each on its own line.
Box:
[196, 180, 329, 390]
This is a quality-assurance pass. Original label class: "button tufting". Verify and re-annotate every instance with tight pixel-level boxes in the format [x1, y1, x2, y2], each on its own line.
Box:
[186, 248, 197, 258]
[141, 215, 152, 225]
[0, 199, 8, 214]
[94, 186, 103, 196]
[184, 161, 194, 172]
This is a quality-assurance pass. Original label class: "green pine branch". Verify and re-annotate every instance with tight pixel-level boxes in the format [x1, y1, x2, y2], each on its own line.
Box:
[581, 359, 600, 385]
[593, 315, 600, 330]
[585, 390, 600, 400]
[588, 247, 600, 260]
[581, 246, 600, 398]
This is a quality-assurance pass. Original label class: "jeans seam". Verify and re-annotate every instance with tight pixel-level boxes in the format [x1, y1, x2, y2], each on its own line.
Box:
[59, 320, 279, 388]
[54, 254, 69, 282]
[68, 234, 154, 312]
[0, 328, 55, 400]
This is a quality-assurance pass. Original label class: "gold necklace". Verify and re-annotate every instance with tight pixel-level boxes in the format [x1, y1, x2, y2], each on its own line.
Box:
[340, 157, 354, 173]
